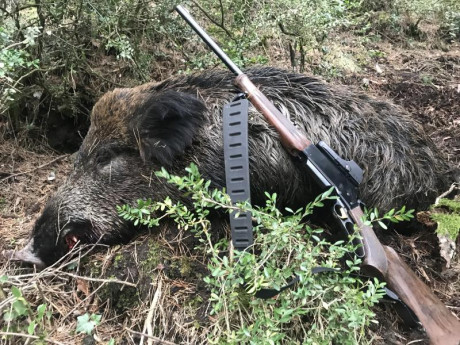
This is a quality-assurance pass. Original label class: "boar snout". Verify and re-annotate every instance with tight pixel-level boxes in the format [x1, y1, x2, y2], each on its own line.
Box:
[3, 240, 46, 268]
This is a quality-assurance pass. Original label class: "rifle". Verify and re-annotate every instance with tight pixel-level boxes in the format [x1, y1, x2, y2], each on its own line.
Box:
[175, 5, 460, 345]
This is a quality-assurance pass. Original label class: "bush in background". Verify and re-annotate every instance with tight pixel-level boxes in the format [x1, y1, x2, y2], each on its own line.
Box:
[1, 0, 459, 151]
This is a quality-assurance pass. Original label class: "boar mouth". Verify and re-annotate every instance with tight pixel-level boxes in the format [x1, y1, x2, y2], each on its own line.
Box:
[65, 234, 80, 251]
[60, 219, 94, 252]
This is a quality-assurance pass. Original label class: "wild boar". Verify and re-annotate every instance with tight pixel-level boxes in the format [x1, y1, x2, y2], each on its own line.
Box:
[5, 67, 456, 267]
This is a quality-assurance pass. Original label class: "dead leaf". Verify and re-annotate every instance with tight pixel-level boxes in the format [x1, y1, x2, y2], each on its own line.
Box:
[77, 278, 90, 297]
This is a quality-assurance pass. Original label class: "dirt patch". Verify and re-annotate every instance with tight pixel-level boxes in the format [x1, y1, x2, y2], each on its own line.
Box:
[0, 140, 72, 249]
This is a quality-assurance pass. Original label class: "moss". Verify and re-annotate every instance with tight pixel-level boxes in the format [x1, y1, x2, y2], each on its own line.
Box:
[186, 294, 204, 309]
[113, 253, 124, 265]
[431, 198, 460, 240]
[170, 256, 193, 278]
[89, 260, 102, 276]
[113, 287, 140, 312]
[139, 238, 168, 273]
[98, 283, 140, 314]
[435, 198, 460, 213]
[431, 213, 460, 240]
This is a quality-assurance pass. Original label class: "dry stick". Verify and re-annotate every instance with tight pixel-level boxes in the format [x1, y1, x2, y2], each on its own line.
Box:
[125, 328, 177, 345]
[0, 154, 69, 182]
[147, 280, 163, 345]
[435, 182, 459, 205]
[140, 279, 163, 345]
[0, 332, 65, 345]
[55, 270, 137, 287]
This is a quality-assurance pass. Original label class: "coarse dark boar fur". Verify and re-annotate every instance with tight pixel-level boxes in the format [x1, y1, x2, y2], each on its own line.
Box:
[5, 67, 457, 267]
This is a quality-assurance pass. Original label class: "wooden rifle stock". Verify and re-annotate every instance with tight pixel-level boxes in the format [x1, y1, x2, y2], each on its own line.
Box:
[349, 207, 460, 345]
[236, 74, 460, 345]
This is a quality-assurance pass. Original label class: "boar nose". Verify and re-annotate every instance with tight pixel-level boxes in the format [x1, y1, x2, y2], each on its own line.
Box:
[2, 240, 46, 269]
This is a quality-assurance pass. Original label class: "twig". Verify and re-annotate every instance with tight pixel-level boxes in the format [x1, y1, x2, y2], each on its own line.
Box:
[435, 182, 459, 205]
[140, 279, 163, 345]
[0, 332, 65, 345]
[125, 327, 177, 345]
[0, 154, 69, 182]
[86, 63, 127, 87]
[190, 0, 235, 42]
[55, 270, 137, 287]
[61, 281, 107, 320]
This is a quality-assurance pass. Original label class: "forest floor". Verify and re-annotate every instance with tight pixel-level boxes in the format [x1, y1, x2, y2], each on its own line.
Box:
[0, 36, 459, 345]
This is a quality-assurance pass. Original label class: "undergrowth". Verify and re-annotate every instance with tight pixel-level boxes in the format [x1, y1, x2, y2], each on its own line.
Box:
[119, 164, 389, 344]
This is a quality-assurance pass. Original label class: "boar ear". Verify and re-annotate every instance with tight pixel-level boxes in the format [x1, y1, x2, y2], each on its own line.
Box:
[132, 90, 207, 166]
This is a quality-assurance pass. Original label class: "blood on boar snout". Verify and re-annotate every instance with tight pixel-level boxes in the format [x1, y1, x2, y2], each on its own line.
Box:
[5, 67, 456, 267]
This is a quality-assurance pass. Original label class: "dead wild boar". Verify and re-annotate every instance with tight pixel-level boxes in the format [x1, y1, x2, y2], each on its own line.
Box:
[5, 67, 456, 267]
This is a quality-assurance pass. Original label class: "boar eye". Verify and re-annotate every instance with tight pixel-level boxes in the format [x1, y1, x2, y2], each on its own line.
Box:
[95, 149, 113, 166]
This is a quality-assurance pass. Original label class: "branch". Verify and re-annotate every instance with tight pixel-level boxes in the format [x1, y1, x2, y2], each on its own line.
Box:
[0, 154, 69, 183]
[191, 0, 235, 42]
[0, 332, 64, 345]
[277, 21, 299, 37]
[435, 183, 459, 205]
[55, 270, 137, 288]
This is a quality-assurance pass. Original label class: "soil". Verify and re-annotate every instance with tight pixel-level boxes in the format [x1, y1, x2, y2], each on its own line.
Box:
[0, 38, 459, 345]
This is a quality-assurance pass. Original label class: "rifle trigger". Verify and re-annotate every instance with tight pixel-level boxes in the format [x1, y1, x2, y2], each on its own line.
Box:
[337, 206, 348, 219]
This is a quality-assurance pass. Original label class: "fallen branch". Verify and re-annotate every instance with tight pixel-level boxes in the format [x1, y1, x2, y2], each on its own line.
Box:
[435, 182, 459, 205]
[140, 279, 163, 345]
[55, 270, 137, 288]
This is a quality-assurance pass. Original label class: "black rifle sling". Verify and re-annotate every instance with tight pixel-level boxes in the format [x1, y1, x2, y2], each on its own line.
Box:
[223, 97, 299, 299]
[223, 98, 253, 250]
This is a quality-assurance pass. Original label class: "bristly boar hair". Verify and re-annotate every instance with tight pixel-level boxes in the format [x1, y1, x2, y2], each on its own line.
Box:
[5, 67, 457, 267]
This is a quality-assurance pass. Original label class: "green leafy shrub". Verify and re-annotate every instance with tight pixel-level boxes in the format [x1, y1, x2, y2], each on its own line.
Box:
[0, 26, 40, 114]
[119, 164, 387, 344]
[1, 280, 52, 344]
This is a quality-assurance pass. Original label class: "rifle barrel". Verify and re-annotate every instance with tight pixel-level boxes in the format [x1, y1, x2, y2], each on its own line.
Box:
[175, 5, 243, 76]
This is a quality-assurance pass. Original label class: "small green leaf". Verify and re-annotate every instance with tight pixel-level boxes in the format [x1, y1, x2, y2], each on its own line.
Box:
[76, 313, 101, 335]
[37, 304, 46, 320]
[3, 311, 17, 322]
[11, 286, 22, 298]
[28, 320, 36, 335]
[378, 221, 387, 229]
[12, 299, 27, 316]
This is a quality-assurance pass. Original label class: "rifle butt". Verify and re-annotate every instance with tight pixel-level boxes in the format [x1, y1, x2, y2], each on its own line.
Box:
[383, 245, 460, 345]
